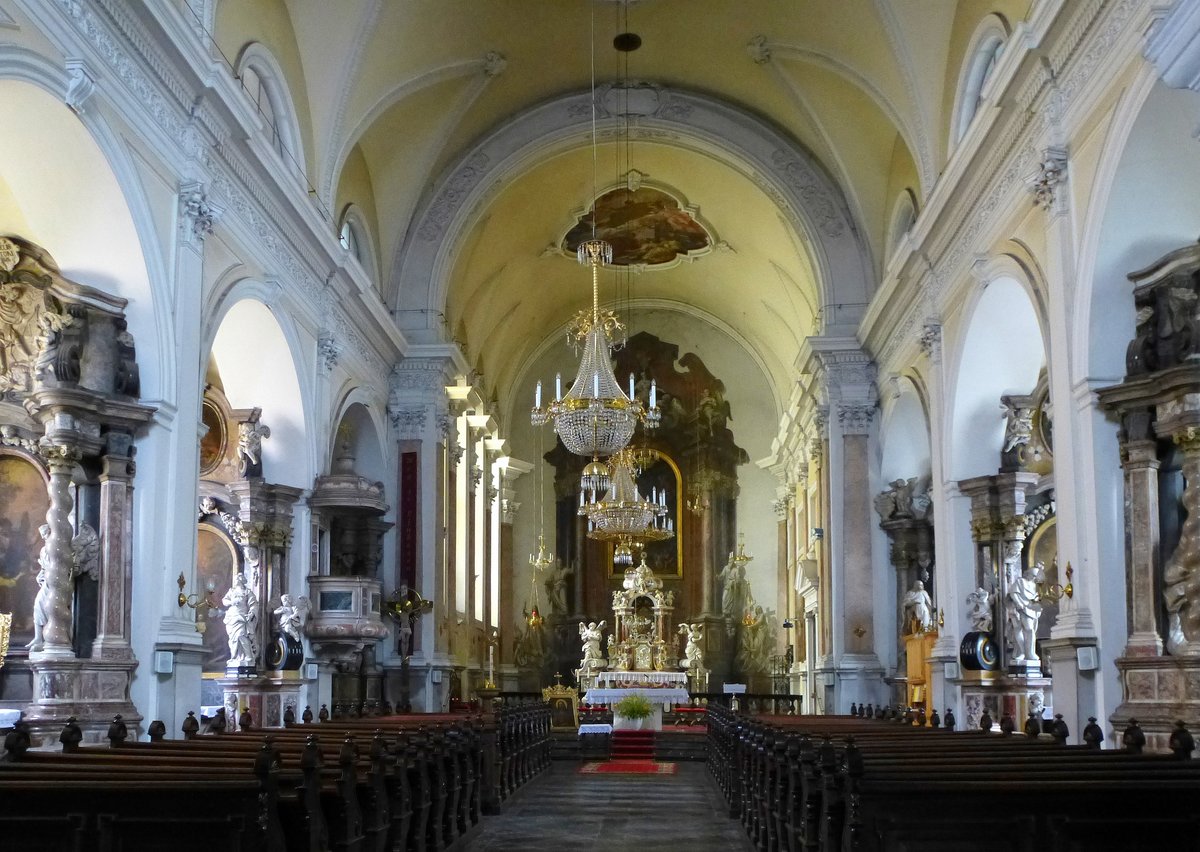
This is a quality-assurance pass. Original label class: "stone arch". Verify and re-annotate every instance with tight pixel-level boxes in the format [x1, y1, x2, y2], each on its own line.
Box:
[946, 267, 1047, 482]
[0, 68, 167, 403]
[329, 391, 389, 481]
[205, 294, 313, 490]
[878, 375, 931, 485]
[392, 84, 873, 341]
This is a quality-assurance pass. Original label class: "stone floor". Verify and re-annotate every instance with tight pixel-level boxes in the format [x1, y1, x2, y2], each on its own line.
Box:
[462, 762, 754, 851]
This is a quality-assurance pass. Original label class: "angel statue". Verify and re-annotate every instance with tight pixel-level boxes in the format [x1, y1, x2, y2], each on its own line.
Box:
[678, 622, 705, 673]
[966, 587, 993, 633]
[578, 620, 607, 676]
[273, 594, 310, 644]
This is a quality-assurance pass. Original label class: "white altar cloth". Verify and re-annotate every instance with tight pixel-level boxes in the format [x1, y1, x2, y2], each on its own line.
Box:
[596, 670, 688, 687]
[583, 686, 691, 707]
[578, 723, 613, 735]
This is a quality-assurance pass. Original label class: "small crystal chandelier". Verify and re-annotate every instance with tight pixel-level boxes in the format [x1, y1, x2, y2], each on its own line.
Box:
[526, 533, 552, 628]
[531, 240, 660, 459]
[580, 448, 673, 566]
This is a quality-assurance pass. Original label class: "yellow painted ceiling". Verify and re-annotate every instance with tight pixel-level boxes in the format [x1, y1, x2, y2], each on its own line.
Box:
[217, 0, 1035, 409]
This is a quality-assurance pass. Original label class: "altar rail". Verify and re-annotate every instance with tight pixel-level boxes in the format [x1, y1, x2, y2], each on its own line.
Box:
[499, 690, 803, 717]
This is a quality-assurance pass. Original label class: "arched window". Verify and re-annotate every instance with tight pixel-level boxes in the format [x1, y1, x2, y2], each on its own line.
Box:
[952, 15, 1010, 145]
[235, 43, 305, 176]
[337, 205, 379, 285]
[887, 189, 918, 261]
[338, 219, 359, 260]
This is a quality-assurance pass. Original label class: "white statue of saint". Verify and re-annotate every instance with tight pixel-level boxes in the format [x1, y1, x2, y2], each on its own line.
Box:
[966, 587, 993, 632]
[273, 593, 309, 644]
[223, 572, 260, 667]
[901, 580, 933, 633]
[678, 622, 705, 673]
[578, 620, 607, 675]
[25, 524, 51, 651]
[1005, 564, 1043, 664]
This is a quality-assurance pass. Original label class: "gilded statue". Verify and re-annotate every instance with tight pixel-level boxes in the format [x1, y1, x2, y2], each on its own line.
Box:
[678, 622, 705, 673]
[578, 620, 607, 676]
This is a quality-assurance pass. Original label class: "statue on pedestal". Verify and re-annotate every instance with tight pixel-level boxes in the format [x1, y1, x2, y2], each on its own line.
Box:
[578, 620, 607, 676]
[678, 622, 705, 673]
[901, 580, 933, 633]
[273, 594, 309, 643]
[223, 572, 260, 669]
[1005, 564, 1042, 665]
[966, 587, 993, 632]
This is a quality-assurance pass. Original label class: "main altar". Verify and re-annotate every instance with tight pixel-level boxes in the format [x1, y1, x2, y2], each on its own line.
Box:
[580, 557, 692, 731]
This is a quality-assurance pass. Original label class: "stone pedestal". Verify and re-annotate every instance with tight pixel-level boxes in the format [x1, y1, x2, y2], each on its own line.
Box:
[24, 656, 141, 744]
[220, 673, 303, 730]
[960, 672, 1051, 732]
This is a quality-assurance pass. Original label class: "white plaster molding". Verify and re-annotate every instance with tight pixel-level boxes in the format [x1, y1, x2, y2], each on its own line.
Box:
[1027, 146, 1069, 212]
[317, 331, 342, 373]
[1145, 0, 1200, 91]
[63, 57, 96, 113]
[178, 181, 221, 242]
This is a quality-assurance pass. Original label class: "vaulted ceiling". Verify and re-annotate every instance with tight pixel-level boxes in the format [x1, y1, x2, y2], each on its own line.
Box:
[212, 0, 1034, 413]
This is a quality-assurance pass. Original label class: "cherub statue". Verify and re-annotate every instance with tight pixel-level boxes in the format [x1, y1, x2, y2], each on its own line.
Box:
[678, 622, 705, 673]
[1000, 396, 1034, 454]
[966, 587, 993, 632]
[273, 593, 310, 643]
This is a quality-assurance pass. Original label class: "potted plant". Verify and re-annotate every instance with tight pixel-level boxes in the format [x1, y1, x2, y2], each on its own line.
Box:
[614, 694, 654, 730]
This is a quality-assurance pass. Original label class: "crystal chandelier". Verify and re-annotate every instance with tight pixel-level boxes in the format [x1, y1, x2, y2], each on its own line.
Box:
[580, 448, 673, 566]
[531, 239, 660, 458]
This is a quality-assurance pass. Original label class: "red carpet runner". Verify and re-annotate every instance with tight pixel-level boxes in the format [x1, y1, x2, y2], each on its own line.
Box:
[610, 729, 656, 761]
[579, 760, 677, 775]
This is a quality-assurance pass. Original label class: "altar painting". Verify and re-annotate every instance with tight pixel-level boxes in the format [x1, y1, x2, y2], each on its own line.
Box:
[197, 524, 237, 672]
[562, 187, 710, 267]
[0, 454, 47, 644]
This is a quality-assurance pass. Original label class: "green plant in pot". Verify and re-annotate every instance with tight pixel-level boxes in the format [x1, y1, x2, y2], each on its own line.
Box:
[614, 694, 654, 728]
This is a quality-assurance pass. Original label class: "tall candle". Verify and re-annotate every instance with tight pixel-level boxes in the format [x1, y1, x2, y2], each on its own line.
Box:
[650, 379, 657, 408]
[555, 373, 562, 400]
[535, 380, 542, 408]
[629, 373, 635, 399]
[593, 373, 600, 398]
[488, 645, 495, 685]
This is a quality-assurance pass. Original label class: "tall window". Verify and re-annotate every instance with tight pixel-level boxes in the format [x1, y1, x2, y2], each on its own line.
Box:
[952, 16, 1010, 144]
[235, 44, 304, 176]
[339, 219, 360, 260]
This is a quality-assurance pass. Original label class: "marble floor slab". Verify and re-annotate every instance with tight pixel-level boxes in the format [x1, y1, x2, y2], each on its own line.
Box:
[462, 762, 754, 851]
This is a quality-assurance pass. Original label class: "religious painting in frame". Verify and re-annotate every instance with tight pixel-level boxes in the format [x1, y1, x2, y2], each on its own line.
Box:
[608, 450, 683, 578]
[0, 453, 48, 646]
[562, 186, 711, 267]
[196, 523, 238, 672]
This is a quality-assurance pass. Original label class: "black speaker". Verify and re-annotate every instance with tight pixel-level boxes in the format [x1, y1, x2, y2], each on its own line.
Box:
[266, 634, 304, 671]
[959, 631, 999, 671]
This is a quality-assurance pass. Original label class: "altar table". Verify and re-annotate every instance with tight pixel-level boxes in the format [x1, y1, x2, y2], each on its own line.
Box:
[582, 686, 691, 732]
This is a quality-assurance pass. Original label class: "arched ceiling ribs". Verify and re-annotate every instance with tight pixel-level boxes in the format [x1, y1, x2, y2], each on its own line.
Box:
[868, 0, 938, 192]
[315, 0, 384, 208]
[327, 55, 505, 211]
[394, 85, 872, 344]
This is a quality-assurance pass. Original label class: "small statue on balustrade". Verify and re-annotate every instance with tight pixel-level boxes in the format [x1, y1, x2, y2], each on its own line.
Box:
[678, 622, 705, 673]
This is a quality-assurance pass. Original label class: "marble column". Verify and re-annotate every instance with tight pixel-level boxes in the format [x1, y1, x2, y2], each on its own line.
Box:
[1119, 418, 1162, 656]
[839, 404, 877, 656]
[92, 443, 135, 659]
[35, 443, 83, 658]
